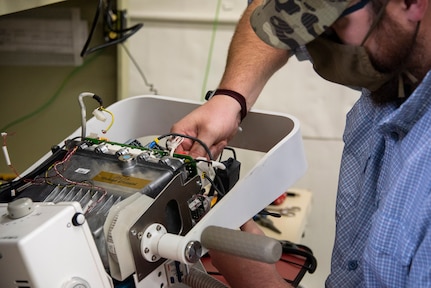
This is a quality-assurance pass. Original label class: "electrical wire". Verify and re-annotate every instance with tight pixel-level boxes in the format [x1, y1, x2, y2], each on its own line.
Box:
[43, 145, 108, 214]
[201, 0, 223, 100]
[203, 172, 226, 200]
[80, 0, 103, 57]
[157, 133, 230, 203]
[121, 43, 158, 94]
[218, 146, 237, 161]
[1, 133, 21, 180]
[80, 0, 143, 57]
[99, 107, 115, 134]
[166, 136, 184, 157]
[157, 133, 214, 160]
[78, 92, 115, 138]
[99, 0, 159, 94]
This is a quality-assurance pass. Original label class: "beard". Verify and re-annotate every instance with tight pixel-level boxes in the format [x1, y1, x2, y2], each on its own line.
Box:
[367, 16, 423, 106]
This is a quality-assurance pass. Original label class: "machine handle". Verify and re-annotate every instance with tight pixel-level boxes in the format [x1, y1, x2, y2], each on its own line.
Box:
[201, 226, 282, 263]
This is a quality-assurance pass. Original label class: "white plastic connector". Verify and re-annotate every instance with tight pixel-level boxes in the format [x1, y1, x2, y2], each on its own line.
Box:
[167, 136, 184, 156]
[211, 161, 226, 170]
[2, 145, 11, 166]
[93, 109, 107, 122]
[196, 157, 217, 187]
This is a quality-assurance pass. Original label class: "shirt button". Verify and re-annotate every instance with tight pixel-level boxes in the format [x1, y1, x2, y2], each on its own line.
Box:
[347, 260, 358, 271]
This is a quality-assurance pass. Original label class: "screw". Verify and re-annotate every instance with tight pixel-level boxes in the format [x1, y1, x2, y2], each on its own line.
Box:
[184, 241, 202, 263]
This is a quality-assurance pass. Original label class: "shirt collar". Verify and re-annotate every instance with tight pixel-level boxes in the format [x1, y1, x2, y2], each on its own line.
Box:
[378, 70, 431, 138]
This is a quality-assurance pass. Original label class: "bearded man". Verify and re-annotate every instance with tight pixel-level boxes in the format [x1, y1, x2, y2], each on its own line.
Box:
[171, 0, 431, 286]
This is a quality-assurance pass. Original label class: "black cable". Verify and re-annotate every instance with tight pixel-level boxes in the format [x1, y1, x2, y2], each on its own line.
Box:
[219, 146, 237, 161]
[157, 133, 214, 160]
[92, 94, 103, 106]
[80, 0, 143, 57]
[279, 241, 317, 274]
[203, 172, 226, 198]
[83, 23, 142, 56]
[81, 0, 103, 57]
[279, 258, 308, 268]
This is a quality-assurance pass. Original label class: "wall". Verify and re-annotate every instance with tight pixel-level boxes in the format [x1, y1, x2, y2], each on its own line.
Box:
[123, 1, 361, 287]
[0, 0, 118, 176]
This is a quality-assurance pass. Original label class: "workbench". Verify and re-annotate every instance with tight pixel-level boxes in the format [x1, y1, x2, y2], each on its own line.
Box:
[258, 188, 312, 243]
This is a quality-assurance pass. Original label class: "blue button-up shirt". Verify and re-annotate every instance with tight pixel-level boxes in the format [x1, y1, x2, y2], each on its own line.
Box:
[326, 70, 431, 287]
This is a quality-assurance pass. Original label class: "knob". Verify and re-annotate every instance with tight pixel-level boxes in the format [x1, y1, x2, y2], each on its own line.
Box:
[72, 213, 86, 226]
[7, 197, 34, 219]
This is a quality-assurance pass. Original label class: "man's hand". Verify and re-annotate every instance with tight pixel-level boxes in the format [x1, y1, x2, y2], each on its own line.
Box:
[170, 95, 242, 159]
[209, 220, 292, 288]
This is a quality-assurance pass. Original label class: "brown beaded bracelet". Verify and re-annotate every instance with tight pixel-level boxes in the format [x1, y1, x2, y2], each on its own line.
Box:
[205, 89, 247, 121]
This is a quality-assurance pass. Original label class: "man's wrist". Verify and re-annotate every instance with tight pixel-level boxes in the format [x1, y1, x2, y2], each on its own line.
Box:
[205, 89, 247, 122]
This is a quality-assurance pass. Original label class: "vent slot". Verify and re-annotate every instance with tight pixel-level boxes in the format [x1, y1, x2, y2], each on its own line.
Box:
[43, 185, 122, 216]
[42, 184, 123, 268]
[14, 279, 31, 288]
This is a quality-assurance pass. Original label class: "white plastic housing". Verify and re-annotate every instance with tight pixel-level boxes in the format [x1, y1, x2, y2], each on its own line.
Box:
[16, 95, 307, 286]
[0, 201, 112, 288]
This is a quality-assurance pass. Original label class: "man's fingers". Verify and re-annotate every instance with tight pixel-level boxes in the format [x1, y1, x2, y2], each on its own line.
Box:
[188, 138, 227, 160]
[189, 141, 211, 159]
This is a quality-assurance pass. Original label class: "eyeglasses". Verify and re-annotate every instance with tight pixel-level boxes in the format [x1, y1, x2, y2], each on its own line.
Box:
[339, 0, 370, 18]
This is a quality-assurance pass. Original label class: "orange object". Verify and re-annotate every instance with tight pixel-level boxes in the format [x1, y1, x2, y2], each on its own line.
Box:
[272, 193, 286, 205]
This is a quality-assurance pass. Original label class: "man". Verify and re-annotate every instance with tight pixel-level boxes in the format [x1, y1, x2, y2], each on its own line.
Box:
[172, 0, 431, 287]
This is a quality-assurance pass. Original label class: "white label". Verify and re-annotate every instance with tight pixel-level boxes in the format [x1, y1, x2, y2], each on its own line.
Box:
[75, 168, 90, 175]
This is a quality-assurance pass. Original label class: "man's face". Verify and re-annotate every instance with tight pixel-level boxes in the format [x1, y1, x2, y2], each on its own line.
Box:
[331, 0, 422, 104]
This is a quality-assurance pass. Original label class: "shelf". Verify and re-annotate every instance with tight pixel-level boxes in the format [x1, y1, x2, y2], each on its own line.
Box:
[0, 0, 65, 16]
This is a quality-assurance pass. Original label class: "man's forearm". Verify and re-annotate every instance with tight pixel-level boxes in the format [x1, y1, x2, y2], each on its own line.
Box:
[218, 0, 291, 110]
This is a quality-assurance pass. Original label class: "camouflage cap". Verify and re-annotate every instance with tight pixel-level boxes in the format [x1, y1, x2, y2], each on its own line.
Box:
[250, 0, 353, 51]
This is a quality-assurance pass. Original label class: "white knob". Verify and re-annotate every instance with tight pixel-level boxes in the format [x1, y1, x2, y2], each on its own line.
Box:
[72, 213, 86, 226]
[7, 197, 34, 219]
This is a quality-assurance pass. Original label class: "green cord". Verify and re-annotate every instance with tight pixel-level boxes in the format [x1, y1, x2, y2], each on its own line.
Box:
[201, 0, 222, 101]
[0, 51, 102, 133]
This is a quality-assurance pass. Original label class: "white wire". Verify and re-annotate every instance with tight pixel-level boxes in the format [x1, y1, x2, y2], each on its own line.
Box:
[78, 92, 96, 139]
[121, 43, 158, 94]
[167, 136, 184, 156]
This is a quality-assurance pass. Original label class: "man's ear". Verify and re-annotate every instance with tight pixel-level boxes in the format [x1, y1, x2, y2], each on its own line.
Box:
[404, 0, 428, 21]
